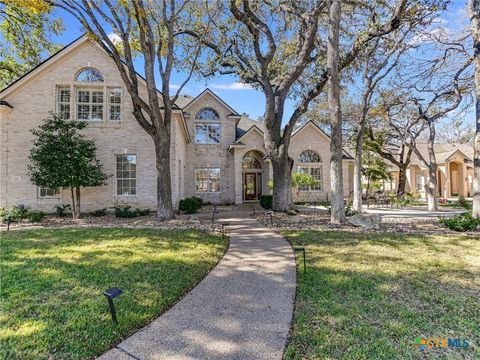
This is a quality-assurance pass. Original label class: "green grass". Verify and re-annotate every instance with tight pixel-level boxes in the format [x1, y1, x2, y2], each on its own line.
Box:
[284, 231, 479, 360]
[0, 228, 226, 359]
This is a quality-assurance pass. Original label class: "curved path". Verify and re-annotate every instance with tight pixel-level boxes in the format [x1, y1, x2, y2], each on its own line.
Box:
[99, 211, 296, 360]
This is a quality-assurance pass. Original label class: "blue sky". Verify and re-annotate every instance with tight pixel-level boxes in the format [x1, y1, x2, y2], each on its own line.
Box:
[50, 1, 473, 125]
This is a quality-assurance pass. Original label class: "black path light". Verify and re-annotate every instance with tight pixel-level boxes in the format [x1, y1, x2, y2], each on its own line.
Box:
[293, 247, 306, 273]
[103, 287, 123, 323]
[211, 204, 219, 223]
[265, 210, 274, 226]
[221, 222, 230, 240]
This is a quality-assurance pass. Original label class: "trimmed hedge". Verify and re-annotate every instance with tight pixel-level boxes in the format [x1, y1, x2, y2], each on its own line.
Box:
[179, 196, 204, 214]
[260, 195, 273, 210]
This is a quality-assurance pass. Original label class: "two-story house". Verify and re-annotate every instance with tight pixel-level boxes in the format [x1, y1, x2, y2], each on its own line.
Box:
[0, 35, 354, 211]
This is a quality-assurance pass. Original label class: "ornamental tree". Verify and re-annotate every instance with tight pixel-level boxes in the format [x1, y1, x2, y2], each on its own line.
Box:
[28, 114, 109, 218]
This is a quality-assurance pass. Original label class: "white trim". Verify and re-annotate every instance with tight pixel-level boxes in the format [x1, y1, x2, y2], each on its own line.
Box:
[0, 36, 89, 98]
[182, 89, 239, 115]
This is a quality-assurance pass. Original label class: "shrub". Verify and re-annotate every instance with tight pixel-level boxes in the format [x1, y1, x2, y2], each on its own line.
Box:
[260, 195, 273, 210]
[26, 211, 46, 222]
[113, 205, 138, 218]
[286, 209, 297, 216]
[345, 198, 358, 217]
[179, 197, 203, 214]
[55, 204, 71, 217]
[90, 208, 107, 217]
[440, 213, 480, 232]
[135, 208, 151, 216]
[1, 206, 28, 221]
[456, 196, 472, 210]
[0, 206, 28, 230]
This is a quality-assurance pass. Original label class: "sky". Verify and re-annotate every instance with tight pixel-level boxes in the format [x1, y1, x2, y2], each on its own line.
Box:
[49, 1, 473, 125]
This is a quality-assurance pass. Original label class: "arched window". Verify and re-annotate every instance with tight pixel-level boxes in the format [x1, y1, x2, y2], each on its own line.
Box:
[195, 108, 220, 143]
[75, 68, 104, 82]
[297, 150, 323, 191]
[196, 107, 219, 121]
[298, 149, 322, 163]
[242, 156, 262, 170]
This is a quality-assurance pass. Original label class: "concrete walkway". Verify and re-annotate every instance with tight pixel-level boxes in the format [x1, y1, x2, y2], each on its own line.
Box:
[98, 210, 296, 360]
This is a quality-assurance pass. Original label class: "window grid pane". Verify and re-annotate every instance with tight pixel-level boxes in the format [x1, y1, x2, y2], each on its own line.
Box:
[57, 87, 71, 119]
[39, 187, 60, 197]
[116, 155, 137, 196]
[195, 168, 220, 193]
[109, 88, 121, 120]
[195, 123, 220, 144]
[76, 88, 104, 121]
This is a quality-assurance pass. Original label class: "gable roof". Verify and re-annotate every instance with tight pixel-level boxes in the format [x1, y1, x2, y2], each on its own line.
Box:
[0, 34, 180, 109]
[292, 121, 354, 159]
[236, 115, 266, 140]
[410, 143, 473, 166]
[179, 88, 240, 115]
[0, 34, 86, 97]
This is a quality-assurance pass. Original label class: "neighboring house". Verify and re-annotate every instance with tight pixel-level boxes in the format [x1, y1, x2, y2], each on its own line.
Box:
[0, 35, 354, 211]
[385, 143, 474, 198]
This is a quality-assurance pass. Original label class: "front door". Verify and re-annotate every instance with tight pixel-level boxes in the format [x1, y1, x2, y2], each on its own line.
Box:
[244, 173, 257, 200]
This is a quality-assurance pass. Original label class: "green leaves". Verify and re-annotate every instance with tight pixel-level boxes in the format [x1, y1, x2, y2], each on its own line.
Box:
[28, 113, 109, 191]
[0, 1, 63, 89]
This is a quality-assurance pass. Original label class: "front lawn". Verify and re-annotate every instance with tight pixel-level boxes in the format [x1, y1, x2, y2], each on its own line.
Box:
[0, 228, 226, 359]
[284, 231, 479, 359]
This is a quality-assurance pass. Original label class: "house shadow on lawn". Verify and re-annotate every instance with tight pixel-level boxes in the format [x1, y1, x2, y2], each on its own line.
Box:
[284, 230, 479, 360]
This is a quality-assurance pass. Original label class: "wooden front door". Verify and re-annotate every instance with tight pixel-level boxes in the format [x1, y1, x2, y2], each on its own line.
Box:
[244, 173, 257, 200]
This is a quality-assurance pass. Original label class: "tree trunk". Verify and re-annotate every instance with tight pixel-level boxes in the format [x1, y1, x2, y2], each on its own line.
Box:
[426, 163, 438, 211]
[154, 136, 174, 220]
[327, 0, 345, 223]
[397, 165, 408, 197]
[70, 187, 77, 219]
[75, 186, 81, 218]
[271, 152, 293, 211]
[353, 140, 363, 213]
[469, 0, 480, 217]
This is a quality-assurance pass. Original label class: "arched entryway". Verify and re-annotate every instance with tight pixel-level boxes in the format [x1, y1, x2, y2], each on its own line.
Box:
[242, 150, 264, 201]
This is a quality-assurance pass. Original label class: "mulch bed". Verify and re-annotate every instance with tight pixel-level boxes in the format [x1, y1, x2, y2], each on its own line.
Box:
[253, 206, 478, 236]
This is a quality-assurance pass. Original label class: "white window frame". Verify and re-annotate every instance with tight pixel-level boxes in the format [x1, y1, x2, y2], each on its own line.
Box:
[416, 173, 425, 191]
[116, 154, 137, 196]
[195, 168, 221, 193]
[56, 86, 71, 119]
[38, 187, 60, 198]
[108, 87, 122, 121]
[297, 150, 323, 192]
[195, 123, 221, 144]
[297, 166, 323, 191]
[76, 87, 104, 121]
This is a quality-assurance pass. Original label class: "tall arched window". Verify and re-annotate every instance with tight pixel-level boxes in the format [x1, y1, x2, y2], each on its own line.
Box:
[195, 107, 221, 143]
[297, 150, 323, 191]
[75, 68, 104, 82]
[195, 107, 219, 121]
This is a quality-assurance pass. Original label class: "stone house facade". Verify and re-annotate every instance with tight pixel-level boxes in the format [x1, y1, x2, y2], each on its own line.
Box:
[0, 36, 354, 212]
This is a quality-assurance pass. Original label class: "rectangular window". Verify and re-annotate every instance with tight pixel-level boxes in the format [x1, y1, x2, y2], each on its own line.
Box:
[38, 187, 60, 198]
[297, 166, 322, 191]
[195, 123, 220, 144]
[76, 88, 104, 121]
[195, 168, 220, 193]
[57, 86, 71, 119]
[109, 87, 121, 120]
[416, 173, 425, 191]
[116, 154, 136, 196]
